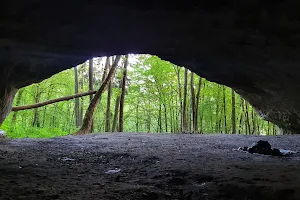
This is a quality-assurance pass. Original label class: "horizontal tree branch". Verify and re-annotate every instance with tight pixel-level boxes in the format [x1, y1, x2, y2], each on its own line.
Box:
[12, 90, 98, 112]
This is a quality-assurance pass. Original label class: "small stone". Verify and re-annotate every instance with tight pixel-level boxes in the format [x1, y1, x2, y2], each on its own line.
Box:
[0, 130, 7, 139]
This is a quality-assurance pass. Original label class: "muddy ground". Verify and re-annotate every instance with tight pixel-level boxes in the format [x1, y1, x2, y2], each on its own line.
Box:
[0, 133, 300, 200]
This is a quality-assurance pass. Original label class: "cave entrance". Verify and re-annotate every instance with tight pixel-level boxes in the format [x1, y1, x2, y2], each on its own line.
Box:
[0, 54, 277, 138]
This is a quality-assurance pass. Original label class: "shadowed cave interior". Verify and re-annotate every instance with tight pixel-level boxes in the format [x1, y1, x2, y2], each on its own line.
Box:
[1, 1, 300, 199]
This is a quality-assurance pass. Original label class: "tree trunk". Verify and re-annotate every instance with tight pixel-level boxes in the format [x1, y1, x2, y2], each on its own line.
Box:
[239, 97, 244, 134]
[251, 109, 256, 135]
[79, 70, 84, 126]
[163, 103, 168, 132]
[190, 72, 196, 133]
[102, 57, 110, 82]
[231, 89, 236, 134]
[11, 88, 24, 126]
[159, 104, 162, 132]
[174, 66, 183, 132]
[222, 86, 227, 133]
[194, 77, 202, 133]
[89, 58, 94, 131]
[105, 59, 113, 132]
[136, 98, 139, 132]
[215, 86, 221, 133]
[32, 84, 41, 127]
[245, 101, 251, 134]
[12, 90, 99, 111]
[74, 55, 121, 135]
[182, 68, 188, 133]
[89, 58, 94, 101]
[105, 80, 112, 132]
[119, 55, 129, 132]
[112, 96, 120, 132]
[74, 66, 80, 127]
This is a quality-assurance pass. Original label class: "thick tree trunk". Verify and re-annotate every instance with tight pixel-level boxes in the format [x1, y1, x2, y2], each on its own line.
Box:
[74, 66, 80, 127]
[231, 89, 236, 134]
[74, 55, 121, 135]
[119, 55, 129, 132]
[182, 68, 188, 133]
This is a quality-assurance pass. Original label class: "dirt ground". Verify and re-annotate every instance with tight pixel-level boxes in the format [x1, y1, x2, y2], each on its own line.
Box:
[0, 133, 300, 200]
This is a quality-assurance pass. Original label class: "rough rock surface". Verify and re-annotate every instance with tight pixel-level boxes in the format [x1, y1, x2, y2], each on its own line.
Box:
[1, 1, 300, 133]
[1, 133, 300, 200]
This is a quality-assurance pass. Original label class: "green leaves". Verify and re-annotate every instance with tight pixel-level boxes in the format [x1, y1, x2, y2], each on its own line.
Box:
[1, 54, 276, 137]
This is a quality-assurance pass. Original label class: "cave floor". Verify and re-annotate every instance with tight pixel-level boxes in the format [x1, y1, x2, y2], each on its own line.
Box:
[0, 133, 300, 200]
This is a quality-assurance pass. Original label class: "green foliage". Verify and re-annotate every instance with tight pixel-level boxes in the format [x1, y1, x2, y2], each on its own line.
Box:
[1, 55, 277, 138]
[6, 126, 69, 139]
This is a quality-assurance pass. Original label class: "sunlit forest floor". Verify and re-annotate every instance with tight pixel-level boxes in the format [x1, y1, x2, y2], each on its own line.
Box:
[0, 133, 299, 200]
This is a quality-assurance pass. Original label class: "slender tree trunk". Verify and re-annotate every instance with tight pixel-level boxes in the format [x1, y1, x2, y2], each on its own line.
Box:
[215, 86, 221, 133]
[112, 96, 120, 132]
[112, 75, 122, 132]
[74, 55, 121, 135]
[170, 93, 174, 133]
[32, 84, 41, 127]
[89, 59, 94, 132]
[245, 101, 251, 134]
[182, 68, 188, 133]
[163, 103, 168, 132]
[79, 70, 84, 126]
[105, 80, 112, 132]
[147, 96, 151, 132]
[194, 77, 202, 133]
[159, 104, 162, 132]
[105, 58, 114, 132]
[239, 97, 244, 134]
[42, 85, 54, 127]
[174, 66, 183, 132]
[231, 89, 236, 134]
[136, 98, 139, 132]
[119, 55, 129, 132]
[251, 109, 256, 135]
[222, 86, 227, 133]
[11, 88, 24, 126]
[175, 95, 179, 132]
[89, 59, 94, 101]
[190, 72, 196, 133]
[102, 57, 110, 82]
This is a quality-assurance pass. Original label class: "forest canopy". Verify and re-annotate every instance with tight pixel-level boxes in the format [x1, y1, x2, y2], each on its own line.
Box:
[1, 55, 277, 138]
